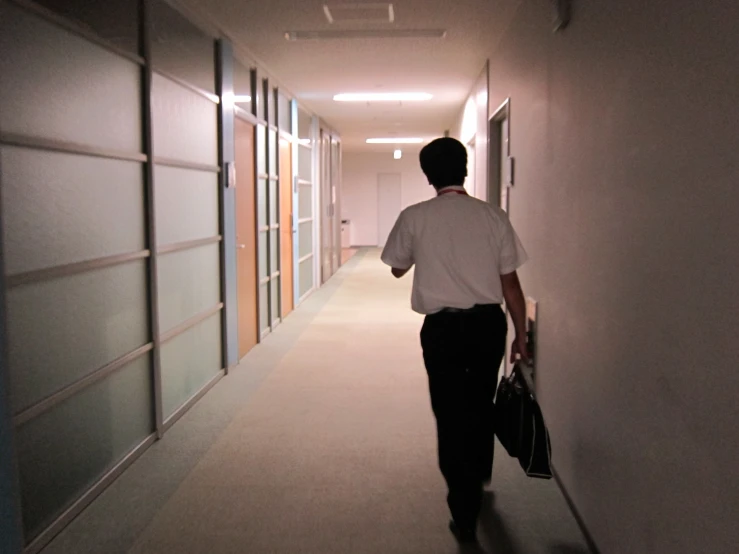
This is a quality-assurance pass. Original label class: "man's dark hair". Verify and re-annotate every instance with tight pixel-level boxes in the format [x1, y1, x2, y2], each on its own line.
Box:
[419, 137, 468, 189]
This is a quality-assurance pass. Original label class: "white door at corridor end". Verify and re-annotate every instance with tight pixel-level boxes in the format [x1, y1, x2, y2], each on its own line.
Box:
[377, 173, 402, 247]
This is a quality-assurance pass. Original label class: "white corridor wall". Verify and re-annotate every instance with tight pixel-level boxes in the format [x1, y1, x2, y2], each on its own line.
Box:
[342, 152, 433, 246]
[454, 64, 489, 201]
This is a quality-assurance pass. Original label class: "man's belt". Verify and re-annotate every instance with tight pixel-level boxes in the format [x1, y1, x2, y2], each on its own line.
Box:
[439, 304, 501, 314]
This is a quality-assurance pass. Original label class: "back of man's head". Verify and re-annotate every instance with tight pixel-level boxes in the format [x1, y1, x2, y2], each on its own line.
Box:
[419, 137, 468, 189]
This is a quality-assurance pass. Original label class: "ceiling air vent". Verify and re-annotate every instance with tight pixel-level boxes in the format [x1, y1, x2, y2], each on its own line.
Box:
[323, 3, 395, 24]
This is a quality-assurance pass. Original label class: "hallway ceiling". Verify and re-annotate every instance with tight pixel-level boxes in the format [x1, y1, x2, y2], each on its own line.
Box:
[181, 0, 523, 151]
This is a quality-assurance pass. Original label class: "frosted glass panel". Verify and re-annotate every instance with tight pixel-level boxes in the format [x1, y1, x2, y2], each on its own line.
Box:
[0, 2, 141, 152]
[270, 279, 280, 325]
[269, 130, 277, 176]
[161, 313, 222, 418]
[1, 147, 145, 275]
[234, 60, 252, 101]
[258, 232, 268, 279]
[299, 221, 313, 258]
[34, 0, 140, 54]
[158, 244, 221, 333]
[16, 354, 153, 540]
[154, 165, 219, 246]
[299, 184, 313, 219]
[257, 179, 268, 228]
[259, 284, 269, 333]
[270, 230, 280, 274]
[151, 73, 218, 166]
[269, 179, 279, 225]
[268, 88, 276, 126]
[299, 258, 314, 298]
[256, 125, 266, 175]
[278, 94, 291, 133]
[298, 146, 312, 181]
[150, 0, 215, 94]
[7, 261, 149, 414]
[298, 109, 312, 141]
[254, 71, 264, 121]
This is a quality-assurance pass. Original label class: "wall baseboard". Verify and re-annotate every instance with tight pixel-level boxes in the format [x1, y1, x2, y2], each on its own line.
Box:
[552, 466, 601, 554]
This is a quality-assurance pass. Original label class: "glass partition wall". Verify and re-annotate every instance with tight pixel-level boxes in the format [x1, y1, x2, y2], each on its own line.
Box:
[252, 75, 310, 336]
[255, 76, 272, 337]
[229, 63, 321, 338]
[0, 0, 339, 550]
[319, 124, 343, 284]
[331, 136, 343, 275]
[0, 0, 223, 550]
[297, 107, 317, 301]
[149, 1, 223, 427]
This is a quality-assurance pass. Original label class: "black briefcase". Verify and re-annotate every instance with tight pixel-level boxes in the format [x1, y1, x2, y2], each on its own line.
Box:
[494, 363, 553, 479]
[493, 365, 524, 458]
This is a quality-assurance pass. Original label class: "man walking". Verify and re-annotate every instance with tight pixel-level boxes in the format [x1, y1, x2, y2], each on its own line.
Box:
[381, 137, 529, 543]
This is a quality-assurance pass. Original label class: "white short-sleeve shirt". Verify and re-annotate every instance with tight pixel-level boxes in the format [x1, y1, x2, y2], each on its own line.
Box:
[381, 186, 528, 315]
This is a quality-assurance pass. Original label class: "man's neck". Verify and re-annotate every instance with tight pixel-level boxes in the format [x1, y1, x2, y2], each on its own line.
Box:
[435, 184, 465, 192]
[435, 185, 466, 196]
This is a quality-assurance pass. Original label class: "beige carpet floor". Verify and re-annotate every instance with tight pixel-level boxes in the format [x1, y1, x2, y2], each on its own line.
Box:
[341, 248, 359, 264]
[45, 249, 590, 554]
[121, 250, 589, 554]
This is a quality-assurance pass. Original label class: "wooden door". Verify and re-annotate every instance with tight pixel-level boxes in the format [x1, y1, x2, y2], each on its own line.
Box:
[235, 118, 258, 359]
[279, 137, 294, 317]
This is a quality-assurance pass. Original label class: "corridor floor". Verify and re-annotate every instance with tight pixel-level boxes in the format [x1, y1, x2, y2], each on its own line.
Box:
[45, 250, 590, 554]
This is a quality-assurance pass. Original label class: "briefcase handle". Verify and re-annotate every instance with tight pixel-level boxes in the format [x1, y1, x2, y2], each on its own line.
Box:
[507, 361, 536, 399]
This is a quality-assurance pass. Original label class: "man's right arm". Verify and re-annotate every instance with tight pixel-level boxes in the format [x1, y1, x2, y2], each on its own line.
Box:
[497, 211, 529, 362]
[500, 271, 529, 363]
[381, 210, 414, 277]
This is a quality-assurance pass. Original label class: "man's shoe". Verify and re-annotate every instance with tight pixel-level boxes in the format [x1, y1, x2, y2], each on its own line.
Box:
[449, 520, 477, 543]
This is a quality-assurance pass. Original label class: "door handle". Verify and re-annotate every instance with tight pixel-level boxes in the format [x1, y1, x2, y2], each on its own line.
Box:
[237, 244, 247, 249]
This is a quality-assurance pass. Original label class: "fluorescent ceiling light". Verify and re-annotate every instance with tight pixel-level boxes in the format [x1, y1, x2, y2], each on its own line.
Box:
[394, 149, 402, 160]
[366, 138, 424, 144]
[335, 92, 432, 102]
[233, 95, 252, 103]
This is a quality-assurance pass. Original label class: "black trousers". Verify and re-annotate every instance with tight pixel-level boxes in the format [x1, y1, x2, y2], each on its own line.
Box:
[420, 305, 507, 529]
